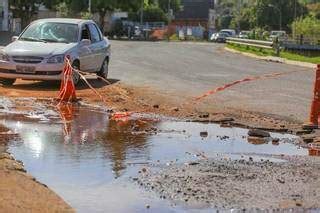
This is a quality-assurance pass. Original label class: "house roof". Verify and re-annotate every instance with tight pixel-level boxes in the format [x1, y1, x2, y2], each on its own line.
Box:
[175, 0, 215, 20]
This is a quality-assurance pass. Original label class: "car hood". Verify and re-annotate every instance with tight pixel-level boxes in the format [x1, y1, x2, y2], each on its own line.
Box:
[3, 41, 77, 57]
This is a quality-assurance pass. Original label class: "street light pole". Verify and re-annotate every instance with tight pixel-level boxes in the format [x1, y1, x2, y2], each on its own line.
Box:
[140, 0, 144, 26]
[268, 4, 282, 31]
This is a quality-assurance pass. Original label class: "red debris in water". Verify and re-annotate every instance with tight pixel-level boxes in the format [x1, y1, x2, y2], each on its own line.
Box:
[111, 112, 134, 120]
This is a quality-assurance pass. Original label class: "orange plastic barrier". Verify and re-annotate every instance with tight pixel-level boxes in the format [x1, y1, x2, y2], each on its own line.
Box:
[309, 65, 320, 127]
[57, 58, 77, 102]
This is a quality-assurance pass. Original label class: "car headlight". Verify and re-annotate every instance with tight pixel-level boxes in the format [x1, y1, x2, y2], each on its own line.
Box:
[0, 52, 10, 62]
[47, 54, 65, 64]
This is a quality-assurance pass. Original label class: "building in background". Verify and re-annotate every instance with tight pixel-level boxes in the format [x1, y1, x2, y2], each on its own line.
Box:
[0, 0, 9, 31]
[171, 0, 216, 39]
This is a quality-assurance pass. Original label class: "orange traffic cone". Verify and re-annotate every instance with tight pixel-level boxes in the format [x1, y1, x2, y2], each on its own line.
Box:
[57, 58, 77, 102]
[306, 64, 320, 129]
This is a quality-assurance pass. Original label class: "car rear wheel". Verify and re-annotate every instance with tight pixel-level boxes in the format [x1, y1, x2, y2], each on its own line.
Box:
[0, 78, 16, 86]
[97, 58, 109, 80]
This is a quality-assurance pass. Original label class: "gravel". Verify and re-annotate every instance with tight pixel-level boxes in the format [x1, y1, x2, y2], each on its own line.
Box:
[136, 156, 320, 211]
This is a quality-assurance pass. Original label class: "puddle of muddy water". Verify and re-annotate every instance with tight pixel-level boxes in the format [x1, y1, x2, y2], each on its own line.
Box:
[0, 100, 309, 213]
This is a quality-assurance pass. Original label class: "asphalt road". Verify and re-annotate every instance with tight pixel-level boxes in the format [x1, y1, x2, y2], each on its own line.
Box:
[109, 41, 313, 122]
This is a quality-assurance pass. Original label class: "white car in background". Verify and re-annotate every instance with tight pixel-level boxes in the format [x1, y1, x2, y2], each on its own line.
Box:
[0, 18, 111, 85]
[220, 29, 236, 37]
[269, 31, 288, 42]
[239, 31, 250, 39]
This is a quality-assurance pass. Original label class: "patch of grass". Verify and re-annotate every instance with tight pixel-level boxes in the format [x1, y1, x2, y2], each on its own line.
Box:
[227, 43, 320, 64]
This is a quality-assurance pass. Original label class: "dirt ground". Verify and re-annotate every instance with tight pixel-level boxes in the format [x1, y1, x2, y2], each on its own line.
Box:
[0, 79, 304, 132]
[0, 125, 74, 213]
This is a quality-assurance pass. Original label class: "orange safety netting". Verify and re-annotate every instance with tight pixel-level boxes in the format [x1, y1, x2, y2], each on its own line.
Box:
[194, 70, 298, 102]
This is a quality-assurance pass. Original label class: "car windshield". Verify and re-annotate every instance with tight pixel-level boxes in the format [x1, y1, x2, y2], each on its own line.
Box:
[221, 31, 232, 36]
[20, 22, 79, 43]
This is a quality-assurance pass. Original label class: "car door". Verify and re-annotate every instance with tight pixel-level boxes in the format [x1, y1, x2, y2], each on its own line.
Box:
[78, 24, 94, 72]
[87, 23, 106, 72]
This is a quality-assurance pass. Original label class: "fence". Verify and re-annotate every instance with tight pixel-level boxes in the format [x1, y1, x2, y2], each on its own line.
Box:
[283, 37, 320, 54]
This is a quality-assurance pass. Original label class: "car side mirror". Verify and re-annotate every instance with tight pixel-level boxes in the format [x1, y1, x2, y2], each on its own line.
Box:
[80, 39, 91, 46]
[12, 36, 18, 42]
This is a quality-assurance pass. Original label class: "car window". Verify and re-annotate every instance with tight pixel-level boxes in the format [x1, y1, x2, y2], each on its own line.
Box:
[20, 22, 79, 43]
[88, 24, 101, 43]
[81, 25, 91, 40]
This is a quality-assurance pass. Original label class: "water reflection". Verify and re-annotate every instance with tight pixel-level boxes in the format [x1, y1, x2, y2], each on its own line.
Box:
[97, 119, 153, 177]
[3, 104, 153, 176]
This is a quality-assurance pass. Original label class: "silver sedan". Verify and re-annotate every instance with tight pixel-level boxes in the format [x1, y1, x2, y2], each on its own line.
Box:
[0, 18, 111, 85]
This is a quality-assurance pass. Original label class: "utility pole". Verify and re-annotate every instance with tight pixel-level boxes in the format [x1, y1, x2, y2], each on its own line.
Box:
[294, 0, 297, 38]
[88, 0, 91, 13]
[140, 0, 144, 26]
[168, 0, 171, 23]
[237, 0, 241, 33]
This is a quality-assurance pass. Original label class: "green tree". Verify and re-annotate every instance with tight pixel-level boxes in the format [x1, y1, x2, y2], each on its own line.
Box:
[156, 0, 181, 13]
[307, 3, 320, 19]
[9, 0, 41, 28]
[91, 0, 141, 32]
[292, 15, 320, 43]
[255, 0, 307, 31]
[129, 5, 168, 23]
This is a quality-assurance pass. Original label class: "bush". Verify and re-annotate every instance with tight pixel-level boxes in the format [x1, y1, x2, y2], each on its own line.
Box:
[129, 5, 168, 23]
[81, 12, 93, 20]
[292, 15, 320, 44]
[169, 34, 179, 41]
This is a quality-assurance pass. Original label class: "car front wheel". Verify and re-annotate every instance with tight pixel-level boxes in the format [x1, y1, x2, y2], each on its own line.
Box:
[98, 58, 109, 80]
[71, 62, 81, 86]
[0, 78, 16, 86]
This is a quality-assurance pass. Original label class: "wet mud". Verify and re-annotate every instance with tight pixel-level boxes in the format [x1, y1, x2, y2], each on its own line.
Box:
[0, 97, 318, 212]
[137, 156, 320, 210]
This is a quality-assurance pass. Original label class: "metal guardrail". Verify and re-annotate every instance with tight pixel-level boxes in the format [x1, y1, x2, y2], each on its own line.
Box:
[226, 37, 279, 56]
[226, 37, 273, 49]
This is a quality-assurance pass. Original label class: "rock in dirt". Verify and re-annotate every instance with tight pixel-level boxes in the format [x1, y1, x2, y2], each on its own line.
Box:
[272, 138, 280, 145]
[248, 129, 270, 138]
[301, 135, 315, 144]
[212, 117, 235, 123]
[171, 107, 179, 112]
[200, 131, 208, 138]
[247, 136, 268, 145]
[199, 113, 210, 119]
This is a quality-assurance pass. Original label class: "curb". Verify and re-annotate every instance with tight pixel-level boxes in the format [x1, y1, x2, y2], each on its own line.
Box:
[225, 47, 317, 69]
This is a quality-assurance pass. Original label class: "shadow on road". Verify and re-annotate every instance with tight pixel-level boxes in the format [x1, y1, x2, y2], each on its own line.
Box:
[2, 78, 120, 91]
